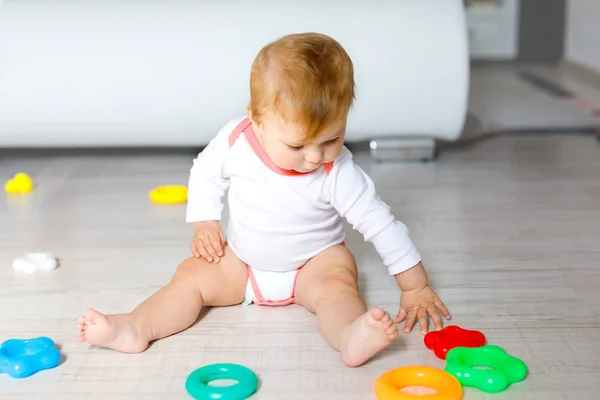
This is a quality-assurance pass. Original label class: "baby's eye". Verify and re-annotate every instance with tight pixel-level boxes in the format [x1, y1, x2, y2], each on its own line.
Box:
[287, 145, 304, 150]
[325, 138, 339, 145]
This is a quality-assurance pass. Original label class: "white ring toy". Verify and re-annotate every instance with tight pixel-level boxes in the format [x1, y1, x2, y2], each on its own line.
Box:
[12, 253, 58, 274]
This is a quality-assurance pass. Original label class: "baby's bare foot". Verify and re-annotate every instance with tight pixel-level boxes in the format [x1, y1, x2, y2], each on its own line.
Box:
[340, 307, 397, 367]
[77, 308, 150, 354]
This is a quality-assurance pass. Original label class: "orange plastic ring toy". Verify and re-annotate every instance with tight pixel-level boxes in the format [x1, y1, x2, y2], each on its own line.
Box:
[374, 366, 463, 400]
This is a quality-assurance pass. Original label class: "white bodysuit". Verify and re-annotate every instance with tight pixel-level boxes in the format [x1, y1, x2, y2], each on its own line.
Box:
[186, 117, 421, 305]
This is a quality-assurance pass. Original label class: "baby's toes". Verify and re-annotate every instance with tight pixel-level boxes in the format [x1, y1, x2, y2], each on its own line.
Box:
[380, 312, 391, 323]
[385, 323, 398, 336]
[77, 316, 88, 325]
[368, 307, 386, 322]
[385, 319, 397, 331]
[380, 314, 394, 330]
[84, 308, 103, 322]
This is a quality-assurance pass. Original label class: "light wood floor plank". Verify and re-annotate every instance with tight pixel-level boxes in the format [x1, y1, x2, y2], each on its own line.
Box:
[1, 135, 600, 399]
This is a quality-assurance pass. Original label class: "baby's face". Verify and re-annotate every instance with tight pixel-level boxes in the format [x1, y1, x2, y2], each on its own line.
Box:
[253, 113, 346, 173]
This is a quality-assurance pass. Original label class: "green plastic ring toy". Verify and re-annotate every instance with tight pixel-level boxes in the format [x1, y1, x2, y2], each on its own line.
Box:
[185, 363, 259, 400]
[445, 345, 528, 393]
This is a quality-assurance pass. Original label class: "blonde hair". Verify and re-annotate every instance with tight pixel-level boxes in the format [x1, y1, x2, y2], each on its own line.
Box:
[248, 32, 355, 141]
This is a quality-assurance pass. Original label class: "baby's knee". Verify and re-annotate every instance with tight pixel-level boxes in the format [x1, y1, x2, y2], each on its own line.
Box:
[173, 257, 205, 281]
[172, 255, 247, 306]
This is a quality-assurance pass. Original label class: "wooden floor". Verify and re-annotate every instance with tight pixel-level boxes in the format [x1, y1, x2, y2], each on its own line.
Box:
[1, 134, 600, 399]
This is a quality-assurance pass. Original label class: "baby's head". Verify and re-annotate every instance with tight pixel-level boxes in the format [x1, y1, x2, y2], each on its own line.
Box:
[247, 32, 355, 173]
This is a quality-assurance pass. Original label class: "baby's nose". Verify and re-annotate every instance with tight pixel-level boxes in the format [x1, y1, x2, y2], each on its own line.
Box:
[305, 150, 323, 164]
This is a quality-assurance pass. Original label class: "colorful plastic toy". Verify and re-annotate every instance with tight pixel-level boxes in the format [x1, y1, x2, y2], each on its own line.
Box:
[4, 172, 34, 194]
[149, 185, 188, 204]
[374, 365, 462, 400]
[12, 252, 59, 274]
[424, 325, 486, 360]
[445, 345, 528, 393]
[185, 363, 259, 400]
[0, 337, 61, 378]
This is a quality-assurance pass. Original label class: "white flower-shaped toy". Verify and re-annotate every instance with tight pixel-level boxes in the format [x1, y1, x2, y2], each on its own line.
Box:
[12, 253, 58, 274]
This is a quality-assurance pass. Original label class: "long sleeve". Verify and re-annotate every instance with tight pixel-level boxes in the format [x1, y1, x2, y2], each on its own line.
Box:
[185, 122, 234, 223]
[328, 150, 421, 275]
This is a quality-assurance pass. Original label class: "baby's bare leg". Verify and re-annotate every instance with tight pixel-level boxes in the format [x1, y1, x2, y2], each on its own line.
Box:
[295, 245, 398, 367]
[77, 244, 247, 353]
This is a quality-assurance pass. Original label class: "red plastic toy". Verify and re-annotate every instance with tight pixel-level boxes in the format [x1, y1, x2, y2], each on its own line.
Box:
[424, 325, 486, 360]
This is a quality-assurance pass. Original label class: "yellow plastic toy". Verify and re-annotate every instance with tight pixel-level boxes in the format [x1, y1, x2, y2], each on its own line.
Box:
[149, 185, 188, 204]
[4, 173, 34, 194]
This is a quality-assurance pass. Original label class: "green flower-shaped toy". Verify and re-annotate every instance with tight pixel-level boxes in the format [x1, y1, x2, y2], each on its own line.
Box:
[445, 345, 527, 393]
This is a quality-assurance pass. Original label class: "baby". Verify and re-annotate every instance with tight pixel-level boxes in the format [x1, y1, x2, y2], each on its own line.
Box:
[77, 32, 450, 367]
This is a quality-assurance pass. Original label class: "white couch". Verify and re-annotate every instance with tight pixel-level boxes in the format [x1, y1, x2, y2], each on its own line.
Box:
[0, 0, 469, 149]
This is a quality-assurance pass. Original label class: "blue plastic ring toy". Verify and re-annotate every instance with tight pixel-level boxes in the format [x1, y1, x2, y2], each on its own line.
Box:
[0, 336, 61, 378]
[185, 363, 259, 400]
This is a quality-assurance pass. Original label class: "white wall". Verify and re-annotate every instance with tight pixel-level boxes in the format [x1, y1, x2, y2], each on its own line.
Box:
[467, 0, 520, 60]
[565, 0, 600, 71]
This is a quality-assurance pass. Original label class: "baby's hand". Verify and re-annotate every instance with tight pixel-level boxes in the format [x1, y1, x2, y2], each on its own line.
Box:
[191, 221, 224, 263]
[395, 285, 450, 335]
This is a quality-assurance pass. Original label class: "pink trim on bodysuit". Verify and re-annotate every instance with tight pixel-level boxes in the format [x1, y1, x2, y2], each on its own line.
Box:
[247, 266, 302, 306]
[228, 118, 252, 148]
[228, 117, 334, 176]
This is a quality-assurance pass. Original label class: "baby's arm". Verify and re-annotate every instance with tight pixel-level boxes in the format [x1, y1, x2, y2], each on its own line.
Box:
[328, 150, 449, 333]
[328, 150, 421, 277]
[186, 121, 235, 261]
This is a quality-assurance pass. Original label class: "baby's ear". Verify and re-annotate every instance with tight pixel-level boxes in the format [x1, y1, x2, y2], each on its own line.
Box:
[246, 108, 262, 130]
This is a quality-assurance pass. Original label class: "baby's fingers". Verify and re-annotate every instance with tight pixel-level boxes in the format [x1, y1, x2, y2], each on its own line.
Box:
[196, 241, 213, 263]
[191, 241, 201, 258]
[212, 233, 224, 258]
[404, 310, 417, 333]
[435, 297, 451, 319]
[417, 307, 428, 335]
[395, 307, 407, 323]
[203, 236, 219, 262]
[428, 303, 444, 331]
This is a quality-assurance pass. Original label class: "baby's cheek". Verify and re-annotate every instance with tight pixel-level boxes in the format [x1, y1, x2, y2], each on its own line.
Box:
[279, 153, 301, 169]
[269, 148, 297, 169]
[326, 145, 343, 162]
